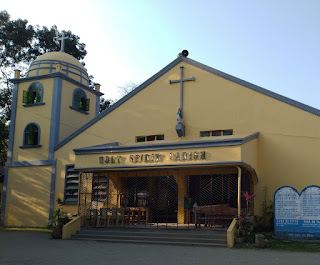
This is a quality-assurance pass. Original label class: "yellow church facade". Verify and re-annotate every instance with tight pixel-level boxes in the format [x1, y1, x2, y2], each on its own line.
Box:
[1, 50, 320, 228]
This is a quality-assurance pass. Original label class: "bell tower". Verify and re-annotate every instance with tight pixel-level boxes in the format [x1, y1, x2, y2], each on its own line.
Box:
[1, 51, 103, 226]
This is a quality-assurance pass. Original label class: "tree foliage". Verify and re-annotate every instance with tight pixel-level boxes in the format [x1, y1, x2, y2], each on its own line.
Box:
[0, 10, 88, 165]
[117, 81, 140, 98]
[100, 97, 112, 112]
[0, 10, 88, 121]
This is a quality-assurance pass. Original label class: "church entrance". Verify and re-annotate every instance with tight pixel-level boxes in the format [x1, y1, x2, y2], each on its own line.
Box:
[78, 167, 253, 229]
[79, 173, 178, 228]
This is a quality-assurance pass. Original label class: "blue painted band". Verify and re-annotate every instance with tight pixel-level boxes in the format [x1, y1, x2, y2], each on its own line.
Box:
[7, 160, 54, 167]
[49, 77, 62, 160]
[19, 144, 42, 149]
[7, 83, 18, 162]
[48, 159, 57, 225]
[1, 82, 19, 225]
[29, 59, 89, 79]
[69, 106, 89, 115]
[96, 95, 100, 116]
[10, 72, 103, 96]
[0, 166, 9, 225]
[73, 132, 259, 155]
[23, 102, 46, 107]
[28, 67, 89, 84]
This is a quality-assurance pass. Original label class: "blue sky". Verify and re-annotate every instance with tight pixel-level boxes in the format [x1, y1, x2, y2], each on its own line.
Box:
[2, 0, 320, 108]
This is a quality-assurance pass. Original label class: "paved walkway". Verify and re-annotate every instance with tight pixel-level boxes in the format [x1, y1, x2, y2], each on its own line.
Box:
[1, 230, 320, 265]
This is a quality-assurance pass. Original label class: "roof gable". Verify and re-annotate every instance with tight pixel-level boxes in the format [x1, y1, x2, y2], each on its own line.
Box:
[54, 56, 320, 151]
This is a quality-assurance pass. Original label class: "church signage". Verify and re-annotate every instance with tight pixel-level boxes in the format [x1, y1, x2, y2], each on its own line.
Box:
[274, 185, 320, 239]
[98, 151, 206, 164]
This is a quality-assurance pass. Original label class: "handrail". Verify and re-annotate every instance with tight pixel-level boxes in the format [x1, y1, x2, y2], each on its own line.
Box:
[62, 216, 81, 239]
[227, 218, 238, 248]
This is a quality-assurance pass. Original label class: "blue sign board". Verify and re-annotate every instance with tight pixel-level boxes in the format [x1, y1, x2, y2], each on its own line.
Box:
[274, 185, 320, 239]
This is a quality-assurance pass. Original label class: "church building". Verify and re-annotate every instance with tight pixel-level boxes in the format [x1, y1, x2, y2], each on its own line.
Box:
[1, 48, 320, 229]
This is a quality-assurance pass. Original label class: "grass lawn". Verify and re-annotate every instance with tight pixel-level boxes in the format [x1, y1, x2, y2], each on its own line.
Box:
[235, 233, 320, 252]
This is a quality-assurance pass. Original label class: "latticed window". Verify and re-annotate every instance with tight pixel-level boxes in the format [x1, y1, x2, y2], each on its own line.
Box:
[64, 165, 79, 205]
[73, 88, 90, 111]
[23, 82, 43, 104]
[23, 123, 40, 145]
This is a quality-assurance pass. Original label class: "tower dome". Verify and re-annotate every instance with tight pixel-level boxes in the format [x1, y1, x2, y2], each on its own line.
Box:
[27, 51, 89, 86]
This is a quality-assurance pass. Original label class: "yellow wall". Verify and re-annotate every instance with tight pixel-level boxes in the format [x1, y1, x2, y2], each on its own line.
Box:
[59, 81, 97, 142]
[5, 166, 52, 227]
[54, 61, 320, 217]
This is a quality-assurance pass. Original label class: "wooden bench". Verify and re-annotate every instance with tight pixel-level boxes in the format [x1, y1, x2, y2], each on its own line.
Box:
[194, 204, 237, 228]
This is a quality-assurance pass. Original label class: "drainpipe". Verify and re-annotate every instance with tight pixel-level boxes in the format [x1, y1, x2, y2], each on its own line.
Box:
[237, 166, 242, 216]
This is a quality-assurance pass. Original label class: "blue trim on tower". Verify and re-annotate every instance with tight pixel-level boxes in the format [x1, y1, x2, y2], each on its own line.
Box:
[6, 83, 18, 162]
[10, 72, 103, 96]
[1, 82, 18, 225]
[49, 77, 62, 160]
[7, 160, 55, 167]
[1, 166, 9, 225]
[66, 64, 69, 76]
[48, 159, 57, 225]
[96, 95, 100, 116]
[69, 106, 89, 115]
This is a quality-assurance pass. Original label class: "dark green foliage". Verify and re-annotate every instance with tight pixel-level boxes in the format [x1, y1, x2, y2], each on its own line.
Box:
[253, 201, 274, 232]
[51, 199, 70, 239]
[236, 213, 255, 243]
[253, 186, 274, 232]
[0, 10, 34, 67]
[100, 97, 112, 112]
[0, 120, 8, 166]
[0, 10, 88, 165]
[30, 26, 87, 61]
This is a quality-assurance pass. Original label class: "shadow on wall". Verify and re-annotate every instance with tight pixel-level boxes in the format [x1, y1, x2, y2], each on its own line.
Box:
[6, 166, 52, 227]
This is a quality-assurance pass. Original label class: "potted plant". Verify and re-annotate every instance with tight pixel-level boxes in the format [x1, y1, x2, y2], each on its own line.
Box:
[51, 199, 71, 239]
[235, 225, 245, 244]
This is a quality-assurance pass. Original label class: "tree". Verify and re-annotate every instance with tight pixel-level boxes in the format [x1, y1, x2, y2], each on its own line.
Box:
[100, 97, 113, 112]
[117, 81, 140, 98]
[30, 26, 87, 61]
[0, 10, 88, 164]
[0, 120, 8, 166]
[0, 10, 88, 120]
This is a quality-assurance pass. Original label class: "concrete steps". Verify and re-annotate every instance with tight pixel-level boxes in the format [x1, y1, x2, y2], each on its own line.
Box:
[69, 227, 228, 247]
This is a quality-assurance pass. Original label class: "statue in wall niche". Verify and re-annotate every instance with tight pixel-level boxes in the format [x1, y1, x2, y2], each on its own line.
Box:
[177, 108, 183, 124]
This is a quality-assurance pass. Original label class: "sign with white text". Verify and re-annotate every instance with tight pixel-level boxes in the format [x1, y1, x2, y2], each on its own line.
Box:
[274, 185, 320, 239]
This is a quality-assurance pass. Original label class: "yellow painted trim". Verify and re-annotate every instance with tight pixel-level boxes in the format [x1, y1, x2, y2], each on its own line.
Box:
[227, 218, 237, 248]
[62, 216, 81, 239]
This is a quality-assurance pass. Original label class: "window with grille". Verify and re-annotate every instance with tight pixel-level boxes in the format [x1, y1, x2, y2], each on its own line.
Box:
[92, 174, 108, 203]
[136, 134, 164, 143]
[23, 82, 43, 105]
[23, 123, 40, 146]
[64, 165, 79, 205]
[200, 129, 233, 137]
[72, 88, 90, 111]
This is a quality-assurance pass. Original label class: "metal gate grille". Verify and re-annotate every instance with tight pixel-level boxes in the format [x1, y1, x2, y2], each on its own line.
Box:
[79, 170, 252, 229]
[187, 174, 238, 207]
[79, 173, 178, 228]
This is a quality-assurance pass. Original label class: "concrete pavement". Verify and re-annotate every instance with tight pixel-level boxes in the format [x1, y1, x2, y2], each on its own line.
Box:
[1, 230, 320, 265]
